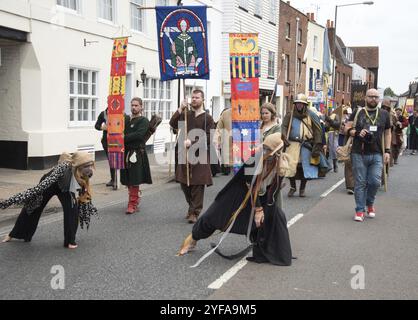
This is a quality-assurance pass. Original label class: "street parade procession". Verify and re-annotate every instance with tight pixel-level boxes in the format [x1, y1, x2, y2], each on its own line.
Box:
[1, 0, 418, 303]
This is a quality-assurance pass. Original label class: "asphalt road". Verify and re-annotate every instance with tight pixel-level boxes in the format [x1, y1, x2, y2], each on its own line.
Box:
[0, 167, 347, 300]
[210, 154, 418, 300]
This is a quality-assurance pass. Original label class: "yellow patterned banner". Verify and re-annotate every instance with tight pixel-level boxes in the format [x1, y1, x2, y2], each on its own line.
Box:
[229, 33, 260, 173]
[107, 37, 128, 169]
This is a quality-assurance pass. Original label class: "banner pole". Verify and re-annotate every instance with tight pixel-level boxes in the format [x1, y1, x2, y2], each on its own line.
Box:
[182, 79, 190, 187]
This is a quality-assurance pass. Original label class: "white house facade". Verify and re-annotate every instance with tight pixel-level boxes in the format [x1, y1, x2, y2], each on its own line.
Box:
[0, 0, 223, 169]
[221, 0, 279, 113]
[305, 19, 324, 109]
[350, 62, 367, 83]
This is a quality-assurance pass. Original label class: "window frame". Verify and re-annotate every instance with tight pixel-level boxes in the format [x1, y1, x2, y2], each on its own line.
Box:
[342, 72, 346, 93]
[313, 35, 319, 60]
[269, 0, 277, 25]
[238, 0, 249, 11]
[68, 66, 99, 127]
[297, 28, 303, 45]
[347, 75, 351, 93]
[284, 54, 290, 82]
[57, 0, 81, 14]
[254, 0, 263, 18]
[143, 77, 173, 121]
[130, 0, 146, 34]
[97, 0, 117, 24]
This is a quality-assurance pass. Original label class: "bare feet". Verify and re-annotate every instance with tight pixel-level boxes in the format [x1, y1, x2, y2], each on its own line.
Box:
[177, 234, 197, 256]
[2, 235, 12, 243]
[178, 240, 197, 256]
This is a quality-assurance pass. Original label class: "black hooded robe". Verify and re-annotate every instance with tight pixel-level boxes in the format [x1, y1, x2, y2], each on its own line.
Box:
[192, 161, 292, 266]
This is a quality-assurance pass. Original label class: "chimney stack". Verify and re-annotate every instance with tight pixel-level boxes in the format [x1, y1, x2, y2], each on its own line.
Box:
[331, 21, 334, 28]
[327, 19, 331, 28]
[311, 13, 315, 22]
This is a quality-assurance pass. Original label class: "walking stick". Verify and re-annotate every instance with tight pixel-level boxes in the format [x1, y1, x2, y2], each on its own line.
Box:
[113, 170, 119, 190]
[182, 79, 190, 187]
[382, 133, 388, 192]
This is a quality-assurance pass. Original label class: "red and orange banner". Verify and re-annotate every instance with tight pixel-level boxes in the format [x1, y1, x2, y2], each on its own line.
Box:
[229, 33, 260, 172]
[107, 38, 128, 169]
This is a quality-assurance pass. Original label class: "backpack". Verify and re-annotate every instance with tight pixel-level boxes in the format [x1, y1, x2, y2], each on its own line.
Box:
[144, 114, 162, 143]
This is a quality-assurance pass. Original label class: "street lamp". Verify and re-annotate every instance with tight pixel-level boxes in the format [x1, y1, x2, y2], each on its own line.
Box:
[332, 1, 374, 101]
[137, 68, 147, 87]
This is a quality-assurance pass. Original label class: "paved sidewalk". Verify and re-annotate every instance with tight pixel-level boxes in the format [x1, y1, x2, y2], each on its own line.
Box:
[0, 154, 174, 228]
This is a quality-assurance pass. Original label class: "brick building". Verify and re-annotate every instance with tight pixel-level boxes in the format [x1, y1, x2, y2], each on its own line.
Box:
[327, 21, 352, 106]
[278, 1, 308, 113]
[349, 46, 379, 89]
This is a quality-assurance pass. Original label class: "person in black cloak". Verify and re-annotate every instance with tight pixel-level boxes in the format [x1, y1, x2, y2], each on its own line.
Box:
[177, 132, 293, 266]
[0, 152, 98, 249]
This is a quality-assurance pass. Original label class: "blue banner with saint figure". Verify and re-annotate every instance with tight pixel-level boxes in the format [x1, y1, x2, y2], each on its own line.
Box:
[156, 6, 210, 81]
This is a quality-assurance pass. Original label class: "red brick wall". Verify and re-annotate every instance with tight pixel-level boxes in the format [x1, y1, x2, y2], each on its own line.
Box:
[278, 1, 308, 112]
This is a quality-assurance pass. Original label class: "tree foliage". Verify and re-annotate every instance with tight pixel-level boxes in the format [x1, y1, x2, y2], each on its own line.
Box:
[384, 87, 396, 97]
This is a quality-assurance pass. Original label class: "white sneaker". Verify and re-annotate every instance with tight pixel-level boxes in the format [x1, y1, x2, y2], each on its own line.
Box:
[367, 206, 376, 219]
[354, 212, 365, 222]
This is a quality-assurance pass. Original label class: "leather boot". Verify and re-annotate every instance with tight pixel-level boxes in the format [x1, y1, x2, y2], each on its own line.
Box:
[299, 189, 306, 198]
[188, 212, 198, 224]
[126, 186, 136, 214]
[106, 168, 116, 187]
[131, 186, 141, 212]
[288, 188, 297, 198]
[333, 159, 338, 173]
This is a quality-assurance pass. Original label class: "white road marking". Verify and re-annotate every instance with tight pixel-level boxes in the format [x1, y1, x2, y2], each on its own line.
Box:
[287, 213, 304, 228]
[208, 258, 248, 290]
[207, 213, 304, 290]
[320, 178, 345, 198]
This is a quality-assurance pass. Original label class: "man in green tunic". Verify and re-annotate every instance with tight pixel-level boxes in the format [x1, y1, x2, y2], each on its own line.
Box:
[121, 98, 153, 214]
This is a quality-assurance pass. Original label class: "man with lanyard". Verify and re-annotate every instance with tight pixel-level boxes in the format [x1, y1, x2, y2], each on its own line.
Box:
[345, 89, 391, 222]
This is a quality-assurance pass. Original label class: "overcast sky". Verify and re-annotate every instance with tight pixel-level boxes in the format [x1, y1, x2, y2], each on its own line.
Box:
[289, 0, 418, 95]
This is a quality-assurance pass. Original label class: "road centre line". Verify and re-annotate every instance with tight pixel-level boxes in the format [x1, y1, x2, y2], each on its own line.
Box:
[207, 213, 304, 290]
[320, 178, 345, 198]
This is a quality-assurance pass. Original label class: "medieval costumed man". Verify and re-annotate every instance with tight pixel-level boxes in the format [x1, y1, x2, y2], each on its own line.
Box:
[120, 97, 153, 215]
[0, 152, 97, 249]
[392, 106, 409, 164]
[281, 93, 325, 198]
[177, 133, 293, 267]
[324, 112, 341, 173]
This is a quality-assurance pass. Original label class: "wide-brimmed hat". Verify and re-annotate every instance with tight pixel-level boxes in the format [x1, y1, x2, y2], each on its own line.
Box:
[294, 93, 309, 105]
[71, 152, 94, 168]
[263, 133, 284, 156]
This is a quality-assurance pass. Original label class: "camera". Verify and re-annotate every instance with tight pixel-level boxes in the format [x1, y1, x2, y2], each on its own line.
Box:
[363, 132, 376, 145]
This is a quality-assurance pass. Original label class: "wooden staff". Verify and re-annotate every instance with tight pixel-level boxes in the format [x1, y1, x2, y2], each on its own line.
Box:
[182, 79, 190, 187]
[382, 133, 388, 192]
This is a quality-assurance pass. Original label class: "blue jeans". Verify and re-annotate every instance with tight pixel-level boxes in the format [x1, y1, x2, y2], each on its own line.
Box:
[351, 153, 383, 213]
